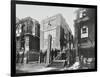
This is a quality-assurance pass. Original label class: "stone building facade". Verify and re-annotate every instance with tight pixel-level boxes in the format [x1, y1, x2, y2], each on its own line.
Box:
[40, 14, 72, 53]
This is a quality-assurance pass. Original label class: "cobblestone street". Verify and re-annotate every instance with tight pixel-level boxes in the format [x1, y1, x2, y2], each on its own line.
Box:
[16, 63, 59, 73]
[16, 60, 95, 73]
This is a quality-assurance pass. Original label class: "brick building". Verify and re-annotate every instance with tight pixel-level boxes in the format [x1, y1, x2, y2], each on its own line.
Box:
[16, 17, 40, 63]
[74, 8, 96, 59]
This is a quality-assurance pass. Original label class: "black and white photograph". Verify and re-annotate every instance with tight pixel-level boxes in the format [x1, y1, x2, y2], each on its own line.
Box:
[11, 0, 97, 76]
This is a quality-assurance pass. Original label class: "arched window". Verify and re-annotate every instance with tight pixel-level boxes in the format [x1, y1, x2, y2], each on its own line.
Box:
[16, 24, 22, 36]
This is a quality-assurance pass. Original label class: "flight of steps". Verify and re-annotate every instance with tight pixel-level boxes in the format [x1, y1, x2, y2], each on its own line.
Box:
[47, 51, 67, 68]
[48, 60, 65, 68]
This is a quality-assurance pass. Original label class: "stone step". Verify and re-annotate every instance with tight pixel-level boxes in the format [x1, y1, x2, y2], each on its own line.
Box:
[48, 60, 65, 68]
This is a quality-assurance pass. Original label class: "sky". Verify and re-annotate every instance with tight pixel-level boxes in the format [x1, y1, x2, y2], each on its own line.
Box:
[16, 4, 78, 35]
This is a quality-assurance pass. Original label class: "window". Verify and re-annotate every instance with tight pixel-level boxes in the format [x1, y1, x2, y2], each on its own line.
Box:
[82, 27, 87, 34]
[79, 11, 83, 18]
[81, 26, 88, 38]
[16, 24, 22, 36]
[79, 9, 87, 18]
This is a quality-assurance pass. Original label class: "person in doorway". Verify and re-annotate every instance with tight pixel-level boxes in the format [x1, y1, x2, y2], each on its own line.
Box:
[21, 47, 25, 64]
[16, 50, 20, 63]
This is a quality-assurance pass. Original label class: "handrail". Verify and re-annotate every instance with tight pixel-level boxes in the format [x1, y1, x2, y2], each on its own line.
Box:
[54, 50, 66, 60]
